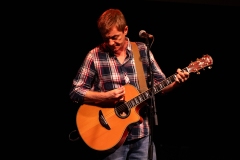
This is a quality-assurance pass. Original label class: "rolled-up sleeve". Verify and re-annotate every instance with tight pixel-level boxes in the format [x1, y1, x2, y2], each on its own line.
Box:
[69, 52, 96, 104]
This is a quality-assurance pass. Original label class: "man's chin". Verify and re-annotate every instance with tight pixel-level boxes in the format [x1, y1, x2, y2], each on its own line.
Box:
[113, 47, 119, 52]
[109, 46, 120, 52]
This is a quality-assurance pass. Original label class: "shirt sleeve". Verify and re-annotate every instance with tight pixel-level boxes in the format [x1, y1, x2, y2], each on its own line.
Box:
[149, 50, 166, 83]
[69, 51, 96, 104]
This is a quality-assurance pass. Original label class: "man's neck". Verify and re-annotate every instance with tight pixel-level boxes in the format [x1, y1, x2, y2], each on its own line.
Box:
[115, 40, 128, 56]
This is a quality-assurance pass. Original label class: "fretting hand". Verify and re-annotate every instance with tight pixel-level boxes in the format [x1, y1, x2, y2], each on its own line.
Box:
[175, 68, 190, 84]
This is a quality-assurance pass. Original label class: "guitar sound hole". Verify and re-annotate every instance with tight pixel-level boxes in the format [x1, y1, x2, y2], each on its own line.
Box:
[115, 101, 130, 119]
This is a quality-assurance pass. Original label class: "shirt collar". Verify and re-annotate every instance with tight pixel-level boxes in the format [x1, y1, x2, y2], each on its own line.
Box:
[126, 37, 134, 59]
[126, 37, 132, 51]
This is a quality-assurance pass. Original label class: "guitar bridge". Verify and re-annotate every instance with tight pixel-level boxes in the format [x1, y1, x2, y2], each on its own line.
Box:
[99, 110, 111, 130]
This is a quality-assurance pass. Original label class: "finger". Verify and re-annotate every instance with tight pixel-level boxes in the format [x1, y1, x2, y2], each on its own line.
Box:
[176, 74, 183, 83]
[119, 87, 125, 95]
[176, 68, 182, 73]
[181, 71, 189, 80]
[116, 87, 125, 97]
[119, 95, 125, 101]
[176, 69, 185, 77]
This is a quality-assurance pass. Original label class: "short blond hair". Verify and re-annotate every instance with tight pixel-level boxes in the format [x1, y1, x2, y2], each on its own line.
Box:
[97, 9, 127, 35]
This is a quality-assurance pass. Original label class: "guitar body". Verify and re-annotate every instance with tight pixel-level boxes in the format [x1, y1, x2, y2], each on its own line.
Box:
[76, 84, 144, 151]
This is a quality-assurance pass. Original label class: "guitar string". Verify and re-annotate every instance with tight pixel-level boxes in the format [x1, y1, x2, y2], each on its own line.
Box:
[101, 74, 177, 120]
[95, 56, 213, 125]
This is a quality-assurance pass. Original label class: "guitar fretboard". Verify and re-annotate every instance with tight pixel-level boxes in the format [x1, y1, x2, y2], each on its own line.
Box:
[119, 67, 189, 110]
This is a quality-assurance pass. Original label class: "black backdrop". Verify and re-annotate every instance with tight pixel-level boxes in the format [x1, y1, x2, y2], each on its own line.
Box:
[19, 0, 240, 159]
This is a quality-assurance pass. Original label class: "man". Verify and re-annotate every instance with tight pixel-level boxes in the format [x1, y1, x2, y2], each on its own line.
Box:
[69, 8, 189, 160]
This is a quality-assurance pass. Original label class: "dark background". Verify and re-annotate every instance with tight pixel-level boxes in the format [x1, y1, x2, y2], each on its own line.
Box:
[14, 0, 240, 159]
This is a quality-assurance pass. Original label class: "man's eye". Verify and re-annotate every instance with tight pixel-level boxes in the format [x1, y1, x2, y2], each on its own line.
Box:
[103, 36, 119, 41]
[103, 38, 110, 42]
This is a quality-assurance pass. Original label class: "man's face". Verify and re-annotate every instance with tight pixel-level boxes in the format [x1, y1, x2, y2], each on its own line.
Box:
[102, 26, 128, 53]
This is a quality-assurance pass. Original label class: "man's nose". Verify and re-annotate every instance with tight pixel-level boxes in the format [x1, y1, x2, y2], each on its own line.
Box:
[108, 39, 115, 46]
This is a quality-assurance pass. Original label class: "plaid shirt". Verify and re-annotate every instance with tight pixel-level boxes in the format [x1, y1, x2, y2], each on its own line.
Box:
[70, 38, 166, 141]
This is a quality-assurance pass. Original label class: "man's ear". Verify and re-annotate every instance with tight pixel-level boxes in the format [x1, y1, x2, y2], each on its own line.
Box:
[124, 26, 128, 35]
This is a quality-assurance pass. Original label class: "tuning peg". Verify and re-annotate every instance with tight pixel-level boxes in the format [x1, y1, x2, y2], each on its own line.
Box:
[208, 66, 212, 69]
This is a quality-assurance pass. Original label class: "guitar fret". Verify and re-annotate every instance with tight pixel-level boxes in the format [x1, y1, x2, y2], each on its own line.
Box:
[172, 74, 176, 81]
[158, 84, 162, 89]
[136, 96, 142, 103]
[130, 100, 135, 107]
[144, 91, 149, 99]
[142, 92, 147, 99]
[154, 86, 158, 92]
[126, 103, 131, 110]
[134, 97, 139, 105]
[127, 101, 131, 108]
[153, 87, 158, 94]
[166, 80, 169, 85]
[162, 81, 167, 87]
[141, 93, 146, 100]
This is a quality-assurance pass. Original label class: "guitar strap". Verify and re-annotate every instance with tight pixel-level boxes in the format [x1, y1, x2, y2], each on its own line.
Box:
[131, 42, 148, 92]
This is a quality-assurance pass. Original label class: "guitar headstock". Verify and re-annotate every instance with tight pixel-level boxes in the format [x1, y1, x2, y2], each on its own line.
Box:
[187, 54, 213, 74]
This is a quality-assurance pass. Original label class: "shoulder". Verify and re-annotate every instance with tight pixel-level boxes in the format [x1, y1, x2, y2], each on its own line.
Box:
[131, 41, 147, 51]
[87, 44, 105, 56]
[89, 45, 100, 54]
[86, 44, 112, 60]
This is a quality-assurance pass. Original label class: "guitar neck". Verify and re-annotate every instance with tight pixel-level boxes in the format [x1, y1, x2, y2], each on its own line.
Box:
[124, 67, 189, 109]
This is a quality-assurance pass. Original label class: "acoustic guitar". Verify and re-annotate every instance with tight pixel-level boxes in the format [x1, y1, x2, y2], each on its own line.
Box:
[76, 54, 213, 151]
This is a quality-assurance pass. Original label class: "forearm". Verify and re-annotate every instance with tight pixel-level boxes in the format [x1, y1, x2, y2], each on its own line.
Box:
[84, 90, 108, 104]
[161, 81, 180, 94]
[161, 68, 189, 94]
[84, 86, 125, 104]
